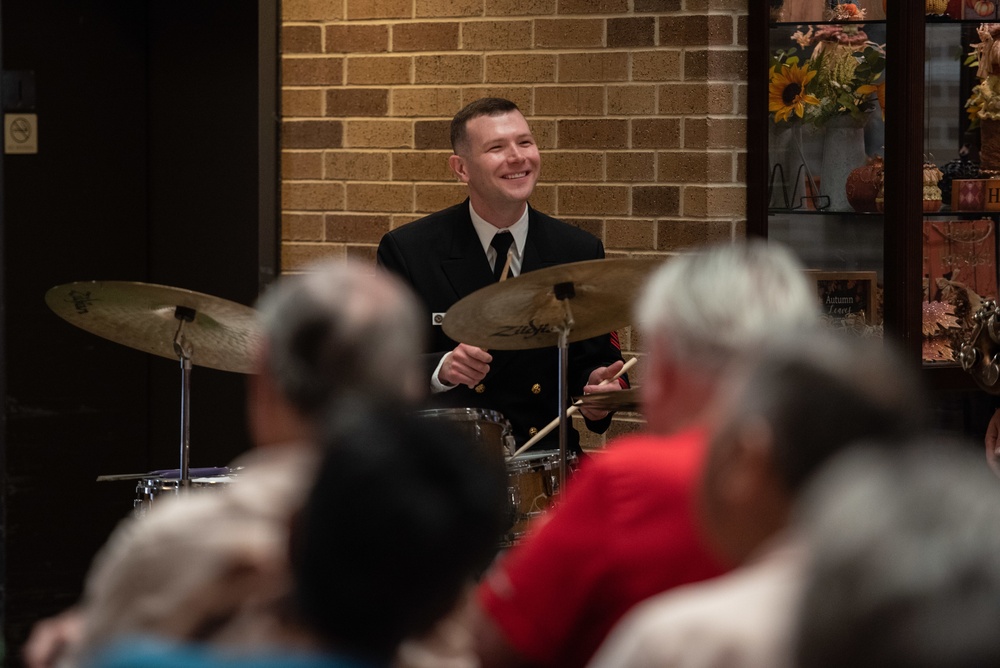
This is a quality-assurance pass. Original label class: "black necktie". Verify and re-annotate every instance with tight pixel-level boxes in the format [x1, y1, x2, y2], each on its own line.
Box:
[490, 232, 514, 281]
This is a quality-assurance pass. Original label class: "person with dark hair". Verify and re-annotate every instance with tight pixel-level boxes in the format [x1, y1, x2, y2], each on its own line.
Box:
[84, 403, 509, 668]
[793, 443, 1000, 668]
[587, 333, 927, 668]
[377, 97, 626, 455]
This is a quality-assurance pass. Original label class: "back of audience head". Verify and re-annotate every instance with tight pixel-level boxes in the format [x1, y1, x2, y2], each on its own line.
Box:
[699, 333, 928, 565]
[255, 259, 426, 418]
[636, 239, 820, 433]
[291, 399, 508, 662]
[795, 443, 1000, 668]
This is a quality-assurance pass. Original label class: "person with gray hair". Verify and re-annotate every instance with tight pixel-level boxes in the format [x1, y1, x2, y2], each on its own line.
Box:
[794, 442, 1000, 668]
[467, 239, 822, 668]
[23, 259, 429, 668]
[588, 333, 926, 668]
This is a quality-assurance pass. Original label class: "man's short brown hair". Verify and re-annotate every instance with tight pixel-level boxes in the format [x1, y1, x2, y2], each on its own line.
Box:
[450, 97, 521, 154]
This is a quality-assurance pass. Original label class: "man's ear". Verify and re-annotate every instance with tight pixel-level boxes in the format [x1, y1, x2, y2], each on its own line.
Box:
[718, 416, 775, 505]
[449, 154, 469, 183]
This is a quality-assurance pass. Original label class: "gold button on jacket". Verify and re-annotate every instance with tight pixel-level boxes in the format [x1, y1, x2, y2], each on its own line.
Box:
[474, 383, 486, 394]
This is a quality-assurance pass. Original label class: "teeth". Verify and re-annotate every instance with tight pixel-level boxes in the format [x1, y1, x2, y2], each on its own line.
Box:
[504, 172, 527, 179]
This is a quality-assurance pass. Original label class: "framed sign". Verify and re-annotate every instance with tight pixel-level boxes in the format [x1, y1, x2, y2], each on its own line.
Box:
[807, 270, 878, 325]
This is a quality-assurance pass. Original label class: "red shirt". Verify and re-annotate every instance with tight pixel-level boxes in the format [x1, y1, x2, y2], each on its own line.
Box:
[477, 429, 727, 668]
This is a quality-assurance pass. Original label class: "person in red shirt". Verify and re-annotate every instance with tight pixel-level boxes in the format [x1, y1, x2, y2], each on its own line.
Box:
[468, 240, 822, 668]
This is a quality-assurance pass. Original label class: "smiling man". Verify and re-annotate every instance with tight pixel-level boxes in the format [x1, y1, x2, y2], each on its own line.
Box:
[377, 98, 625, 455]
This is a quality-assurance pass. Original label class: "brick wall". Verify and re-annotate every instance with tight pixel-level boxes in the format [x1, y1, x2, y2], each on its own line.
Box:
[279, 0, 749, 446]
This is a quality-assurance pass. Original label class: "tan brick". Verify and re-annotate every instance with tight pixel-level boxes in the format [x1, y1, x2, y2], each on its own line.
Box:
[392, 151, 454, 181]
[660, 14, 734, 47]
[282, 89, 325, 117]
[635, 0, 680, 10]
[558, 119, 627, 149]
[684, 50, 747, 82]
[283, 0, 344, 21]
[486, 0, 555, 15]
[608, 17, 655, 48]
[535, 86, 604, 116]
[282, 57, 344, 85]
[557, 0, 627, 12]
[486, 54, 557, 83]
[735, 151, 746, 183]
[736, 82, 748, 115]
[392, 88, 463, 116]
[324, 151, 390, 180]
[283, 182, 346, 210]
[559, 185, 628, 216]
[394, 22, 459, 51]
[325, 24, 389, 53]
[346, 244, 380, 265]
[737, 13, 748, 47]
[563, 217, 603, 240]
[657, 151, 733, 183]
[282, 213, 325, 241]
[632, 118, 680, 149]
[461, 87, 533, 112]
[325, 213, 391, 242]
[683, 185, 745, 217]
[346, 0, 410, 19]
[415, 120, 452, 149]
[684, 118, 745, 150]
[656, 220, 733, 251]
[282, 25, 323, 54]
[656, 83, 712, 115]
[695, 82, 737, 115]
[530, 184, 557, 213]
[326, 88, 389, 116]
[530, 119, 557, 149]
[347, 183, 414, 211]
[282, 243, 346, 271]
[607, 85, 655, 115]
[534, 19, 603, 48]
[606, 219, 655, 250]
[607, 151, 654, 182]
[344, 120, 413, 147]
[346, 56, 411, 84]
[633, 185, 680, 216]
[632, 51, 682, 81]
[416, 184, 470, 212]
[539, 151, 603, 182]
[462, 20, 532, 50]
[558, 52, 627, 83]
[416, 0, 483, 17]
[283, 151, 324, 179]
[415, 54, 483, 84]
[282, 120, 344, 149]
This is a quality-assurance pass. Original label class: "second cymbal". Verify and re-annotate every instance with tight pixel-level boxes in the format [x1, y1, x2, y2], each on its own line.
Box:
[572, 388, 643, 413]
[442, 257, 662, 350]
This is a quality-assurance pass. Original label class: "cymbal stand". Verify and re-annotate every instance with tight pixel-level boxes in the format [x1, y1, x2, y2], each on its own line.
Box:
[173, 306, 196, 488]
[553, 281, 576, 496]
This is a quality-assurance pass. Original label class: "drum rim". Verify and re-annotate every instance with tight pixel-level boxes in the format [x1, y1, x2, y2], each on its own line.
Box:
[415, 407, 510, 425]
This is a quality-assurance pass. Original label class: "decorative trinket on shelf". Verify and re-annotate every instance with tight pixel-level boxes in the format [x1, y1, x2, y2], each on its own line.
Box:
[939, 149, 980, 205]
[968, 24, 1000, 171]
[846, 156, 884, 213]
[827, 3, 866, 20]
[952, 178, 987, 211]
[926, 0, 949, 14]
[923, 162, 944, 212]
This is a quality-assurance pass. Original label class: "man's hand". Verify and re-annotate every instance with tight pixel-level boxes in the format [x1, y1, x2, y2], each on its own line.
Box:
[986, 408, 1000, 478]
[23, 607, 83, 668]
[578, 360, 626, 422]
[438, 344, 493, 389]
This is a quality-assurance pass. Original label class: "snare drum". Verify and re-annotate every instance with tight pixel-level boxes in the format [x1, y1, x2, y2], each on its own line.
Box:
[415, 407, 515, 466]
[503, 451, 578, 544]
[134, 474, 236, 518]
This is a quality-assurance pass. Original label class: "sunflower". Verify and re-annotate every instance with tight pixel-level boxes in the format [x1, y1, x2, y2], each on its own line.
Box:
[769, 63, 821, 123]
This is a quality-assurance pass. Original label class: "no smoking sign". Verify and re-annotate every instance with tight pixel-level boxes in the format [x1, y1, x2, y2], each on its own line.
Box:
[5, 113, 38, 154]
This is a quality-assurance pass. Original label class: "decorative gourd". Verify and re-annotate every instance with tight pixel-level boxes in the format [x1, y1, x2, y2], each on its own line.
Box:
[926, 0, 948, 13]
[846, 156, 884, 213]
[969, 0, 996, 16]
[923, 162, 944, 213]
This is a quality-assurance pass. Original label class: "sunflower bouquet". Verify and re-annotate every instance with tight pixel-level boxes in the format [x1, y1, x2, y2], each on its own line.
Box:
[769, 22, 886, 127]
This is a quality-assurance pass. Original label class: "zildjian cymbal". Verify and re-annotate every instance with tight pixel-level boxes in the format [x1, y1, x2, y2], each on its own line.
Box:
[442, 257, 662, 350]
[45, 281, 263, 374]
[571, 388, 643, 413]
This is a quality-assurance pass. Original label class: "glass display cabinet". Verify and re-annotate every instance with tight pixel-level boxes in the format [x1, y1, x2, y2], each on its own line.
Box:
[749, 1, 1000, 432]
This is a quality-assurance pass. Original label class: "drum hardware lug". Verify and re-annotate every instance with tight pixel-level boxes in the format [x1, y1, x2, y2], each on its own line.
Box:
[960, 343, 979, 371]
[984, 355, 1000, 387]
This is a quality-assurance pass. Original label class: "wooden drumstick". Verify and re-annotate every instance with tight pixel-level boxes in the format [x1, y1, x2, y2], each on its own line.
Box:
[499, 248, 514, 282]
[511, 356, 637, 457]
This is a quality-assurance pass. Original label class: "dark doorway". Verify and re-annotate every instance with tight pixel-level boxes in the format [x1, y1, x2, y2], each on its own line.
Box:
[0, 0, 278, 658]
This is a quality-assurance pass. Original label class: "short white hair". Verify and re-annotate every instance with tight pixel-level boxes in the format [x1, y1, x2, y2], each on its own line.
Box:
[636, 239, 819, 377]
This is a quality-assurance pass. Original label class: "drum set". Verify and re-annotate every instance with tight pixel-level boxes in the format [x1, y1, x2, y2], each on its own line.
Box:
[45, 257, 656, 540]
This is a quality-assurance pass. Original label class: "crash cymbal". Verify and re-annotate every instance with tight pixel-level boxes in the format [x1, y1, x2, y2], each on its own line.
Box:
[45, 281, 263, 374]
[442, 257, 662, 350]
[572, 388, 643, 413]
